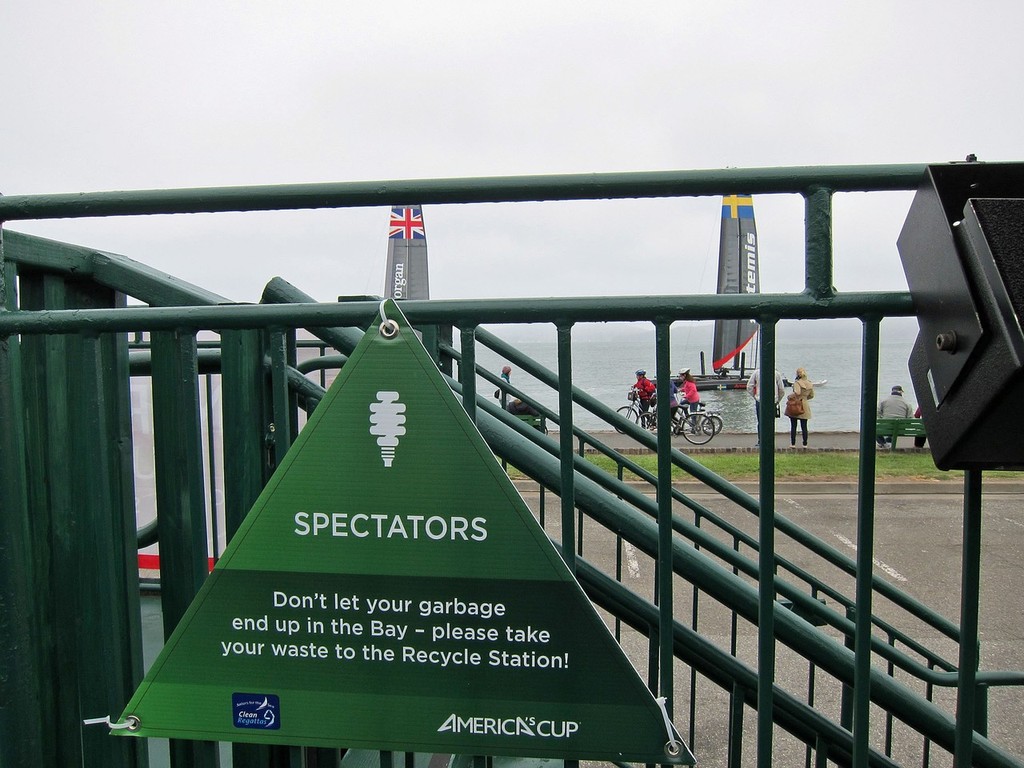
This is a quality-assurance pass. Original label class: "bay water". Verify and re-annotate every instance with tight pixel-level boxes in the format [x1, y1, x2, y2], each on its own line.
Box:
[474, 320, 921, 434]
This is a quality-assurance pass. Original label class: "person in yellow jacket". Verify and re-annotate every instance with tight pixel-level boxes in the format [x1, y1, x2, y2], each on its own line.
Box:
[787, 367, 815, 448]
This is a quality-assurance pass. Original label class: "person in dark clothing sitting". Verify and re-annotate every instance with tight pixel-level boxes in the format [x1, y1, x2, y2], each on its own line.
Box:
[507, 398, 540, 417]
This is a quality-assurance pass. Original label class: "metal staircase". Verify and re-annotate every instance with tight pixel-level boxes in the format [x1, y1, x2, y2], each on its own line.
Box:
[2, 165, 1023, 767]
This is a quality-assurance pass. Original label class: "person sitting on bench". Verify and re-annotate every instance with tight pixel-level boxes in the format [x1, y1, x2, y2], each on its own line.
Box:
[877, 385, 913, 446]
[507, 398, 540, 417]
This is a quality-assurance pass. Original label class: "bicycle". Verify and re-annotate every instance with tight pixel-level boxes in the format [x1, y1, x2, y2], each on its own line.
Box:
[615, 390, 655, 433]
[672, 404, 724, 445]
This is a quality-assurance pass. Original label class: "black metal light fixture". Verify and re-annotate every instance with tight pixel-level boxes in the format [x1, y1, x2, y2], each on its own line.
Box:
[897, 160, 1024, 470]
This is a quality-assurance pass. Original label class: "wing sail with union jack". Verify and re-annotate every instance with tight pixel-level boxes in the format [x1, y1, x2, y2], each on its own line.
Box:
[388, 206, 426, 240]
[384, 205, 429, 299]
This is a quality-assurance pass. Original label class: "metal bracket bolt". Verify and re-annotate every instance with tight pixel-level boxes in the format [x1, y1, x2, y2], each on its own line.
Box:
[936, 331, 958, 353]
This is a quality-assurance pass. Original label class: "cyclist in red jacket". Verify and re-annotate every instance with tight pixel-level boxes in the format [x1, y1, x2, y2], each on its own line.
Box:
[678, 368, 701, 413]
[632, 369, 656, 413]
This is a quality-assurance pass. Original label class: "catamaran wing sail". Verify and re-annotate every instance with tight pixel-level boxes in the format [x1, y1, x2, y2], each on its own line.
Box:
[712, 194, 759, 371]
[384, 205, 429, 300]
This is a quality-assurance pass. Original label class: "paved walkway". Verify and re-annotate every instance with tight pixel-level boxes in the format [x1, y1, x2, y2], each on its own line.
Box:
[558, 429, 868, 453]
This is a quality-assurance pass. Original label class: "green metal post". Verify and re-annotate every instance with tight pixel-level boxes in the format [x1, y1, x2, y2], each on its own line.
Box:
[221, 329, 275, 768]
[436, 324, 455, 376]
[268, 330, 293, 468]
[19, 274, 77, 768]
[975, 683, 989, 738]
[840, 605, 855, 731]
[804, 187, 836, 300]
[420, 323, 438, 364]
[0, 241, 50, 766]
[756, 319, 778, 768]
[151, 330, 210, 624]
[647, 623, 659, 693]
[87, 356, 144, 763]
[221, 329, 269, 532]
[655, 322, 674, 713]
[65, 283, 144, 768]
[577, 506, 584, 556]
[689, 580, 699, 748]
[728, 682, 745, 768]
[420, 322, 452, 373]
[17, 274, 147, 768]
[852, 318, 881, 766]
[150, 329, 218, 768]
[814, 736, 828, 768]
[460, 327, 477, 423]
[205, 373, 220, 558]
[955, 469, 984, 768]
[286, 329, 299, 442]
[883, 631, 895, 758]
[72, 332, 137, 768]
[557, 323, 576, 571]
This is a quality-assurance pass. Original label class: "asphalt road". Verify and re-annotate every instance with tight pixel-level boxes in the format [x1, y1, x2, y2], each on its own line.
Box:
[523, 482, 1024, 766]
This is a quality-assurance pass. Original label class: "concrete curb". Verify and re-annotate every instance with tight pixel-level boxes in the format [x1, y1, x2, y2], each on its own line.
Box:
[558, 430, 877, 454]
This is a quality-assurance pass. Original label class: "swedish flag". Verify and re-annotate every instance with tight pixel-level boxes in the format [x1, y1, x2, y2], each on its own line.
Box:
[722, 195, 755, 220]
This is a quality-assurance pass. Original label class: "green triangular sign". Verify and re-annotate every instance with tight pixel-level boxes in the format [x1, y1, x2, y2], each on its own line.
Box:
[117, 301, 694, 764]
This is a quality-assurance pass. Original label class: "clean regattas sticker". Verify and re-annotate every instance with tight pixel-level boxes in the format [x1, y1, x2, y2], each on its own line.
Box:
[232, 693, 280, 730]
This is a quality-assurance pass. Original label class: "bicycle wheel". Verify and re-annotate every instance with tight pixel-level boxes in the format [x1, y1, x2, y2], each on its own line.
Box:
[640, 411, 656, 431]
[615, 405, 640, 433]
[704, 414, 724, 437]
[670, 411, 686, 435]
[681, 413, 714, 445]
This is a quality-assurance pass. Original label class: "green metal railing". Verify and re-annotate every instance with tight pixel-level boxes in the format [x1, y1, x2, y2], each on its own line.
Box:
[2, 165, 1022, 768]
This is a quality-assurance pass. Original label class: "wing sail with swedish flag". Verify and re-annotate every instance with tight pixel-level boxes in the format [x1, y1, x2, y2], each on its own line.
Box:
[712, 194, 760, 372]
[385, 206, 430, 300]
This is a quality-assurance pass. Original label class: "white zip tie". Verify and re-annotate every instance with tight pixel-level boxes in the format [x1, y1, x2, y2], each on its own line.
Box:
[82, 715, 140, 731]
[378, 300, 399, 338]
[655, 696, 683, 757]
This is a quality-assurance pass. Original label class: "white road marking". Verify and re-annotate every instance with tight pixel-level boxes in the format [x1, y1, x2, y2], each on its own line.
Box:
[781, 496, 909, 583]
[831, 531, 908, 583]
[624, 541, 642, 579]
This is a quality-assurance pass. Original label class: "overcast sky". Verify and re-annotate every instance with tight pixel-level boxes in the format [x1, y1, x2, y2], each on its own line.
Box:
[2, 1, 1020, 310]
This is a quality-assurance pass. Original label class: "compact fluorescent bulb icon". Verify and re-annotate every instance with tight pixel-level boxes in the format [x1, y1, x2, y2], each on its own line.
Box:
[369, 391, 407, 467]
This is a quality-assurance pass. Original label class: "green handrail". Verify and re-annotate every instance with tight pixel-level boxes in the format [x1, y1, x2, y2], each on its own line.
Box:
[0, 164, 926, 222]
[5, 161, 1018, 768]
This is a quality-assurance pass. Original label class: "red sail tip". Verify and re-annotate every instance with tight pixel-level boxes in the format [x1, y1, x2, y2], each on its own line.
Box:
[712, 330, 757, 371]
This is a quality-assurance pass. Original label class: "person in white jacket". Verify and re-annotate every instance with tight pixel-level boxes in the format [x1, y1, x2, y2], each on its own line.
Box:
[747, 368, 786, 446]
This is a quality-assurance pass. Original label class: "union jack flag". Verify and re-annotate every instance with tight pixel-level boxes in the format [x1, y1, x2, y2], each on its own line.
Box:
[388, 206, 426, 240]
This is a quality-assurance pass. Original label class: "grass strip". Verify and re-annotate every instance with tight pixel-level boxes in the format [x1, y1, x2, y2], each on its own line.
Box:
[521, 452, 1019, 483]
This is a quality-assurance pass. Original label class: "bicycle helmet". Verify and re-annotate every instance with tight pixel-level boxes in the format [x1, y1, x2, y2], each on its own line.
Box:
[635, 369, 646, 376]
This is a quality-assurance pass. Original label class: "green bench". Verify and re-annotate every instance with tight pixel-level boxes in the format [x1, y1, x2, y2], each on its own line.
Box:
[515, 413, 547, 433]
[876, 417, 927, 449]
